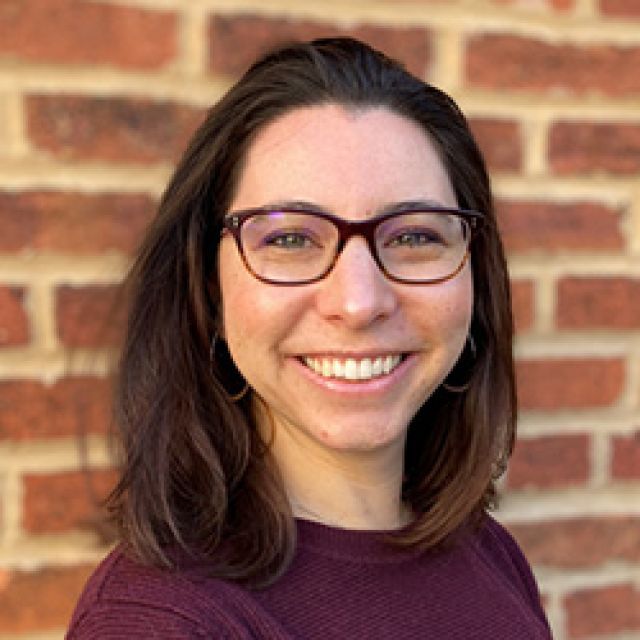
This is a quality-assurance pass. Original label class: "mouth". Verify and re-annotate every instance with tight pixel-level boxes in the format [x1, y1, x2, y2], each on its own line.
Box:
[301, 354, 405, 381]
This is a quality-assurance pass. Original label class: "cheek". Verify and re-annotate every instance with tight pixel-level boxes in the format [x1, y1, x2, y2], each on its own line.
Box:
[451, 266, 474, 319]
[414, 272, 474, 338]
[217, 240, 309, 361]
[451, 281, 474, 334]
[217, 240, 272, 350]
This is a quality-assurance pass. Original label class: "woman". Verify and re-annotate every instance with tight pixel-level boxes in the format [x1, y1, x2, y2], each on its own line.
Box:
[67, 37, 552, 639]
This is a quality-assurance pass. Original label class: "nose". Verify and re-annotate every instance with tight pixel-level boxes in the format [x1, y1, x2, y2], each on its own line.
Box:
[315, 237, 397, 329]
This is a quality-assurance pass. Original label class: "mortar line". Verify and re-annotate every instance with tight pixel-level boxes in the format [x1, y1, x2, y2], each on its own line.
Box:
[431, 27, 463, 93]
[97, 0, 640, 42]
[180, 5, 209, 78]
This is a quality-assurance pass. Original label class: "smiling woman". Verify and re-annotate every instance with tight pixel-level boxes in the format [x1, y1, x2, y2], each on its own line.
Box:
[66, 38, 552, 639]
[219, 104, 474, 497]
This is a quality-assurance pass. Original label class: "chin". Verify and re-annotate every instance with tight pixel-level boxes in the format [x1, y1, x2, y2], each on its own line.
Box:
[311, 421, 407, 452]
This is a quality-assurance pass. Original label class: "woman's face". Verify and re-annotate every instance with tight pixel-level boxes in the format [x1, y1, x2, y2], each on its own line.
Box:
[218, 104, 473, 455]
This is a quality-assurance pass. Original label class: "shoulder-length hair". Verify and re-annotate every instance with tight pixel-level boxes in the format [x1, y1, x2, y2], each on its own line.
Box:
[108, 37, 516, 587]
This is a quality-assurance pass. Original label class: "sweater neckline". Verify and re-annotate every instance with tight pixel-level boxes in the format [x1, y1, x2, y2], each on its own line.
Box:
[294, 517, 424, 564]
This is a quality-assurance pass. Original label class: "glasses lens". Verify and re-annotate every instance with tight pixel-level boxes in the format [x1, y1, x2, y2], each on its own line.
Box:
[376, 212, 470, 282]
[240, 211, 338, 283]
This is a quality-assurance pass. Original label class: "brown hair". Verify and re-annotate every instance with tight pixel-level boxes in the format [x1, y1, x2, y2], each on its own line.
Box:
[108, 37, 516, 586]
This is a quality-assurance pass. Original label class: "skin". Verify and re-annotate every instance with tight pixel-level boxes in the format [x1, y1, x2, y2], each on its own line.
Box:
[218, 104, 473, 530]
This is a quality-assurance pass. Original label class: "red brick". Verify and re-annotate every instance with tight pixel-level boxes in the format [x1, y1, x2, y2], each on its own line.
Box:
[468, 118, 522, 173]
[26, 95, 205, 164]
[557, 277, 640, 329]
[565, 584, 640, 638]
[0, 0, 177, 69]
[516, 358, 624, 410]
[0, 190, 155, 254]
[508, 434, 590, 489]
[466, 34, 640, 96]
[508, 517, 640, 567]
[56, 285, 124, 348]
[208, 14, 431, 79]
[0, 377, 111, 441]
[0, 564, 94, 633]
[0, 286, 29, 346]
[600, 0, 640, 16]
[612, 431, 640, 480]
[549, 121, 640, 175]
[496, 200, 624, 252]
[23, 469, 117, 534]
[511, 279, 534, 333]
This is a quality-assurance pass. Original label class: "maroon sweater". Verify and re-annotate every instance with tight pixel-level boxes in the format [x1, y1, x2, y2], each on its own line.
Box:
[67, 516, 552, 639]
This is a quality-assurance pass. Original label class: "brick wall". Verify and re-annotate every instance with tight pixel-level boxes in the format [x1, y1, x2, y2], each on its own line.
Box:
[0, 0, 638, 638]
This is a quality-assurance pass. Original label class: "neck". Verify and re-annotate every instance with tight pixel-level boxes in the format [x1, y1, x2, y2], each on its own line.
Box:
[256, 402, 411, 531]
[290, 497, 413, 531]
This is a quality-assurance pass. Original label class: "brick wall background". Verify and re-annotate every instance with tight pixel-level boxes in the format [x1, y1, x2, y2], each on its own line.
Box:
[0, 0, 639, 638]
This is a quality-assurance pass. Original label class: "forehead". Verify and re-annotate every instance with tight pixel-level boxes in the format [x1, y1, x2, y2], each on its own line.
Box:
[231, 104, 457, 214]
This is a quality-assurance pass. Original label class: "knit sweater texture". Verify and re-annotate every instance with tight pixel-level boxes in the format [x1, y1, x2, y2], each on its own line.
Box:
[66, 515, 552, 639]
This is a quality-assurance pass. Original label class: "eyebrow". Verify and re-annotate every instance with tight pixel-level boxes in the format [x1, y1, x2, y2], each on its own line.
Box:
[263, 200, 329, 214]
[377, 199, 452, 215]
[257, 198, 452, 217]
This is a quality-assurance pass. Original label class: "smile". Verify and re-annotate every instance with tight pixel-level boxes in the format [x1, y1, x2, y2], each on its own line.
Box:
[302, 355, 403, 381]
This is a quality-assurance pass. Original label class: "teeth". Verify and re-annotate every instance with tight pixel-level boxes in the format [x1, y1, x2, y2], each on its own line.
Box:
[344, 359, 357, 380]
[359, 358, 372, 379]
[303, 355, 402, 381]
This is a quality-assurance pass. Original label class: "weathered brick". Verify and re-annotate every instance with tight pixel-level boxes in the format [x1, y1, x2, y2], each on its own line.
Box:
[468, 118, 522, 173]
[208, 14, 431, 79]
[496, 200, 625, 252]
[0, 190, 155, 254]
[0, 0, 177, 69]
[511, 279, 534, 333]
[612, 431, 640, 480]
[26, 95, 205, 164]
[0, 377, 111, 441]
[55, 285, 124, 348]
[565, 584, 640, 638]
[23, 469, 117, 534]
[516, 358, 624, 410]
[466, 34, 640, 96]
[557, 277, 640, 329]
[549, 121, 640, 175]
[0, 286, 29, 346]
[508, 517, 640, 567]
[0, 564, 94, 633]
[600, 0, 640, 16]
[508, 434, 590, 489]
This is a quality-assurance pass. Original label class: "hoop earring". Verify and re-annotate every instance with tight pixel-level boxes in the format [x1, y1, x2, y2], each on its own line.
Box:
[210, 331, 250, 402]
[442, 334, 477, 393]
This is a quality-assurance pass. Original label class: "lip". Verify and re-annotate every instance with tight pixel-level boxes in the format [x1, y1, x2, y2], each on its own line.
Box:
[291, 352, 416, 395]
[296, 350, 406, 359]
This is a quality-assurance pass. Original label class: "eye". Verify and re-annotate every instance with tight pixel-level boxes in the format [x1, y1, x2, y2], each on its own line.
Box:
[386, 228, 446, 248]
[262, 229, 320, 249]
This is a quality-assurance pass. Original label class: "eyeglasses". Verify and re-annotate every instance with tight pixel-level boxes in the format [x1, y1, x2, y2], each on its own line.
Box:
[222, 206, 484, 286]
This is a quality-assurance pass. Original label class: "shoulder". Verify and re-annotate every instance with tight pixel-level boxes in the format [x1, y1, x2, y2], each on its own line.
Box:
[66, 546, 260, 640]
[469, 514, 547, 617]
